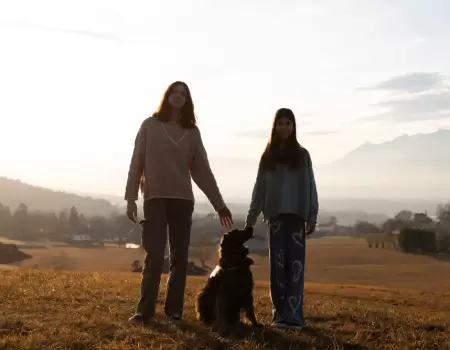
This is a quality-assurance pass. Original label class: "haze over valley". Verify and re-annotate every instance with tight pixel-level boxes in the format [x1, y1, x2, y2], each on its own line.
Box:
[2, 128, 450, 222]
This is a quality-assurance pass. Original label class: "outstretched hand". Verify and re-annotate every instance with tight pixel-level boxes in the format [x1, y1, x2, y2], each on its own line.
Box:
[306, 221, 316, 235]
[218, 206, 233, 228]
[126, 201, 138, 223]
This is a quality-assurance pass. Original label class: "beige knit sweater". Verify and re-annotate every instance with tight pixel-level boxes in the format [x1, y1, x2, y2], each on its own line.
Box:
[124, 117, 225, 211]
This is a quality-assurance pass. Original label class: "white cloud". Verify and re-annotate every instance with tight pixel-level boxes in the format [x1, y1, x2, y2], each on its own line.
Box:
[361, 72, 445, 93]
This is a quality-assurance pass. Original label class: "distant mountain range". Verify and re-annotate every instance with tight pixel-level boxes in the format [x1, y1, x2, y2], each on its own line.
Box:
[0, 177, 119, 217]
[316, 129, 450, 202]
[1, 129, 448, 221]
[0, 176, 388, 225]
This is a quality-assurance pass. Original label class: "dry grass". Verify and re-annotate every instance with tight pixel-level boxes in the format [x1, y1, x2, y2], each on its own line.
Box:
[2, 236, 449, 348]
[18, 245, 145, 272]
[0, 269, 449, 349]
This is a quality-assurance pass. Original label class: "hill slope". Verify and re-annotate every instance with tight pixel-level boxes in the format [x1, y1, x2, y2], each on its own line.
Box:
[0, 177, 118, 216]
[317, 129, 450, 200]
[0, 176, 395, 223]
[0, 269, 448, 349]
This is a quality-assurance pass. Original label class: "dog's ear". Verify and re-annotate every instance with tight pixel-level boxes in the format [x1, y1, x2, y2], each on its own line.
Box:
[219, 232, 230, 249]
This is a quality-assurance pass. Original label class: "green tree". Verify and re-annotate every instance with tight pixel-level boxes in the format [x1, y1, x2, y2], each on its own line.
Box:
[398, 228, 436, 253]
[354, 221, 381, 235]
[12, 203, 30, 239]
[55, 209, 70, 238]
[79, 214, 88, 229]
[0, 202, 12, 237]
[68, 206, 81, 232]
[45, 212, 60, 239]
[88, 216, 109, 239]
[437, 203, 450, 222]
[382, 218, 406, 234]
[394, 210, 413, 222]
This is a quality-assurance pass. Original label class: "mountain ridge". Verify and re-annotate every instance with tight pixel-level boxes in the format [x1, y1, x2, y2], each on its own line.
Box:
[1, 129, 449, 219]
[0, 176, 119, 217]
[316, 129, 450, 200]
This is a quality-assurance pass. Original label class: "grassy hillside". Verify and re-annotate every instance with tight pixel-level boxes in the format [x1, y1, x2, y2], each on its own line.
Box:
[0, 269, 449, 349]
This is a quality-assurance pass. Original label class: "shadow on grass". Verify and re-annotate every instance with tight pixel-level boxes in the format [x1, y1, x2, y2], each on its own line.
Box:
[177, 322, 317, 349]
[162, 320, 369, 350]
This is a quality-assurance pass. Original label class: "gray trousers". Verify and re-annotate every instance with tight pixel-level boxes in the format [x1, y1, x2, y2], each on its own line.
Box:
[268, 214, 306, 325]
[136, 198, 194, 320]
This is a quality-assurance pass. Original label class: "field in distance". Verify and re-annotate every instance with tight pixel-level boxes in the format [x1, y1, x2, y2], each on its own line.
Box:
[12, 236, 450, 293]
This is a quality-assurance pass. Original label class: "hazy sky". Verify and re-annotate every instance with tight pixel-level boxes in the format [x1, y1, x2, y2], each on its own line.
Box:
[1, 0, 449, 200]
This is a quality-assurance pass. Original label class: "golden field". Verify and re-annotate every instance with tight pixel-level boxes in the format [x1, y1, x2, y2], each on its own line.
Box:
[1, 237, 449, 349]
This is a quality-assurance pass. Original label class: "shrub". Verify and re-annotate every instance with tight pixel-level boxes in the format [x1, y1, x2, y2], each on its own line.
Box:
[398, 228, 437, 253]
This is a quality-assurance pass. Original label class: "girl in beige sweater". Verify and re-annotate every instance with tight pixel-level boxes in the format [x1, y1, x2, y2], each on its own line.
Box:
[125, 81, 233, 325]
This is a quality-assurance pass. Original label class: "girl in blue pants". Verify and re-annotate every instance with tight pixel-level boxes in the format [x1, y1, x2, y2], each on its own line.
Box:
[245, 108, 319, 329]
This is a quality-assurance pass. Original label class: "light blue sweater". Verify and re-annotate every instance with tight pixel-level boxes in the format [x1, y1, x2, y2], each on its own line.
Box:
[245, 149, 319, 226]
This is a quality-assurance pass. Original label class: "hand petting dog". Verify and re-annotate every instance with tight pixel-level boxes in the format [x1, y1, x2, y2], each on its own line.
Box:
[218, 206, 233, 228]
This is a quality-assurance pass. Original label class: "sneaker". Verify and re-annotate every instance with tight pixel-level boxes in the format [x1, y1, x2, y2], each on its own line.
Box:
[128, 314, 152, 326]
[272, 321, 287, 329]
[272, 321, 302, 330]
[285, 323, 303, 330]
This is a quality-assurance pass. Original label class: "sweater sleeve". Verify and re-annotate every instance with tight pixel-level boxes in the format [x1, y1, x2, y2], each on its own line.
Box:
[306, 150, 319, 223]
[190, 128, 226, 212]
[124, 120, 148, 201]
[245, 165, 265, 227]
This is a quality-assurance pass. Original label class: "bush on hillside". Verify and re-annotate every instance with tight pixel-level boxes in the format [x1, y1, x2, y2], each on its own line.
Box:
[436, 233, 450, 254]
[354, 221, 381, 235]
[366, 233, 398, 249]
[398, 228, 437, 253]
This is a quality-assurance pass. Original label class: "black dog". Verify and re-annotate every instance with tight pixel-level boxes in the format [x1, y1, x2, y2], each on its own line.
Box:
[195, 227, 261, 335]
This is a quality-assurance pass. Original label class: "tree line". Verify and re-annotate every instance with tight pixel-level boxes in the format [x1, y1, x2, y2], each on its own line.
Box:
[354, 203, 450, 254]
[0, 201, 137, 242]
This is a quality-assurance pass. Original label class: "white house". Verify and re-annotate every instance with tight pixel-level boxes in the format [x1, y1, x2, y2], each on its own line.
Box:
[69, 234, 92, 242]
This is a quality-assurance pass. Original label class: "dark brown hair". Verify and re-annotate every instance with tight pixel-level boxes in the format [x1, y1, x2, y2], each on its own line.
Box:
[259, 108, 304, 171]
[153, 81, 197, 128]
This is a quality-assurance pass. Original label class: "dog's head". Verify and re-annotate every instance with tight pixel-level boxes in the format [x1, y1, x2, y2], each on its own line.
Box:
[220, 227, 253, 251]
[218, 227, 254, 268]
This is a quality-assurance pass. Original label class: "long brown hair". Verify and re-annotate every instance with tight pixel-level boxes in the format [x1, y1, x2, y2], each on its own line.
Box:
[140, 81, 196, 195]
[259, 108, 304, 171]
[153, 81, 197, 128]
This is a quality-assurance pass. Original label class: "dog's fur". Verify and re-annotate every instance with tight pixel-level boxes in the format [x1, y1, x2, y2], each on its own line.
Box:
[195, 227, 261, 335]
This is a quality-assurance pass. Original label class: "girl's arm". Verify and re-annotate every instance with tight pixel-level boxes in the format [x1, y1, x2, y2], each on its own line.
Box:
[245, 165, 265, 227]
[306, 150, 319, 223]
[124, 120, 148, 201]
[190, 128, 226, 212]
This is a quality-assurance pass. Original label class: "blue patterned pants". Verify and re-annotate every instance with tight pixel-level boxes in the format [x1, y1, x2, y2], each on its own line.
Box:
[268, 214, 306, 325]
